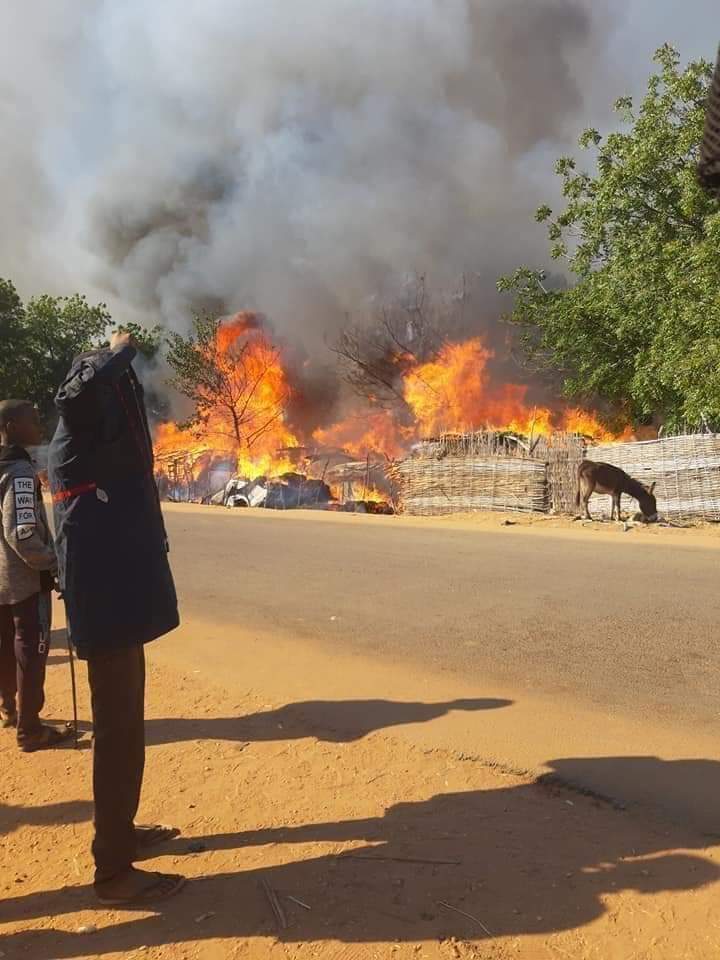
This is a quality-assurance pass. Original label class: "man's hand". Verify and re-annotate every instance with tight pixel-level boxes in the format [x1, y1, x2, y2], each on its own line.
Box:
[110, 330, 137, 351]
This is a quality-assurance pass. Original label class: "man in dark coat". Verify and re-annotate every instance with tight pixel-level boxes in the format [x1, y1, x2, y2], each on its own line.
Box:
[48, 331, 185, 905]
[699, 46, 720, 196]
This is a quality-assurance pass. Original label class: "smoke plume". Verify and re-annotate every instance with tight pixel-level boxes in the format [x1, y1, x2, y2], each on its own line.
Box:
[0, 0, 714, 367]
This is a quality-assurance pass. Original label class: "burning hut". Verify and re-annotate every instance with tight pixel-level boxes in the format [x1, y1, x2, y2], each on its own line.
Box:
[324, 459, 395, 514]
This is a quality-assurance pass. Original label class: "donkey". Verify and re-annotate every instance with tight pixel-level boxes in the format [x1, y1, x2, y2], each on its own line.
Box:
[576, 460, 658, 522]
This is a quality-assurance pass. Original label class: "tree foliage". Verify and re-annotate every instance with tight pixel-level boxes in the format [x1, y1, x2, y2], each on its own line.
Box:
[498, 45, 720, 430]
[0, 277, 163, 423]
[0, 278, 111, 420]
[109, 321, 163, 360]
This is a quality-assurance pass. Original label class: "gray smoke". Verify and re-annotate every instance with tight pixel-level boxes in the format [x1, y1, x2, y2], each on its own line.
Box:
[0, 0, 716, 359]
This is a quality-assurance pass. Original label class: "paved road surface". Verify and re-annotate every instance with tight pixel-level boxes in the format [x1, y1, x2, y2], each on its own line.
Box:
[165, 506, 718, 725]
[158, 505, 720, 829]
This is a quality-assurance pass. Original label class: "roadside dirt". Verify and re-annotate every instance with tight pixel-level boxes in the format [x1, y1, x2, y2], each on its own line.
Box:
[163, 499, 720, 551]
[2, 642, 718, 960]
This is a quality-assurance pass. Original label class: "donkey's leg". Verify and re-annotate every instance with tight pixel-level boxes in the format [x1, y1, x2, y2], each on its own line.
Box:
[616, 492, 622, 522]
[583, 485, 593, 521]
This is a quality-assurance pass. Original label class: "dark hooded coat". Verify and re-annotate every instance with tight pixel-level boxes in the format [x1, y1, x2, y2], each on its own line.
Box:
[47, 345, 179, 659]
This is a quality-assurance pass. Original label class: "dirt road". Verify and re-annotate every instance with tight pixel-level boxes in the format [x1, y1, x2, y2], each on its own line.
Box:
[159, 506, 720, 831]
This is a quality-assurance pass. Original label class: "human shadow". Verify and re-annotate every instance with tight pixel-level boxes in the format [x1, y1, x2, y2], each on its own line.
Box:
[145, 697, 512, 747]
[3, 756, 719, 956]
[0, 799, 92, 838]
[541, 755, 720, 835]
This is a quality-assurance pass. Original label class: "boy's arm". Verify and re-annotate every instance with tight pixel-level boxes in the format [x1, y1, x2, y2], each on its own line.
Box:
[1, 470, 57, 573]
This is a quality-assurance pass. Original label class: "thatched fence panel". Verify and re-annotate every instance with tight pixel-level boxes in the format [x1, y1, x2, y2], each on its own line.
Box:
[544, 434, 586, 514]
[391, 452, 547, 516]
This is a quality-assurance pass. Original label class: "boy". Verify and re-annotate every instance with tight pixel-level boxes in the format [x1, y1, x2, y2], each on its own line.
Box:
[0, 399, 69, 750]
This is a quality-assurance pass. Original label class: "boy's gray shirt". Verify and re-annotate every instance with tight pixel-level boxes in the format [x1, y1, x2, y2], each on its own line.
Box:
[0, 447, 56, 605]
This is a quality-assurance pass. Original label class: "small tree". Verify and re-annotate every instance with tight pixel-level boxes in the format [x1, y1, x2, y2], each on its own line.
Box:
[498, 45, 720, 430]
[166, 314, 291, 453]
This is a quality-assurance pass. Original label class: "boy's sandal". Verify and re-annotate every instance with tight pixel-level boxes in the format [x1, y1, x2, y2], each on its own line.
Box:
[19, 723, 73, 752]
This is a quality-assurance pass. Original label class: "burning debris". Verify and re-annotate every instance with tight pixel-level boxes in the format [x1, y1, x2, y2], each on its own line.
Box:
[211, 474, 334, 510]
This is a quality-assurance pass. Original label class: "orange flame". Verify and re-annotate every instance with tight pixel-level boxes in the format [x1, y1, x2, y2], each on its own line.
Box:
[403, 338, 617, 441]
[154, 313, 300, 481]
[155, 321, 628, 491]
[313, 410, 412, 460]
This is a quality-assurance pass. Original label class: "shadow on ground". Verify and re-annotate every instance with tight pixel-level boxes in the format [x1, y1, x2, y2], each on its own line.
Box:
[145, 697, 513, 746]
[542, 755, 720, 836]
[0, 799, 92, 838]
[3, 756, 719, 956]
[46, 629, 72, 667]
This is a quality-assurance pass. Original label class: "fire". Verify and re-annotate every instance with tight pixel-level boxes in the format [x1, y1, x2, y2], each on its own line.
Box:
[403, 338, 617, 442]
[562, 408, 619, 443]
[154, 312, 300, 482]
[313, 410, 412, 460]
[154, 318, 628, 498]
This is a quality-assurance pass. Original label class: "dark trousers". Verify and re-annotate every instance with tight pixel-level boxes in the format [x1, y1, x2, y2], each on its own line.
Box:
[0, 593, 50, 741]
[87, 643, 146, 884]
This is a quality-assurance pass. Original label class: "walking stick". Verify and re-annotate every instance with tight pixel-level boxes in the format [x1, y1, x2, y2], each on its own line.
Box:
[67, 628, 79, 749]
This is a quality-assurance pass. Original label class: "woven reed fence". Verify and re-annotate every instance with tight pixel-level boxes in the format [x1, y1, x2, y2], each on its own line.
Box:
[384, 430, 720, 521]
[390, 433, 547, 515]
[533, 434, 586, 515]
[585, 433, 720, 521]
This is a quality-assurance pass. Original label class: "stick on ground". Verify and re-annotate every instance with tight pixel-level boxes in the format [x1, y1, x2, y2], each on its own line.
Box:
[341, 854, 461, 866]
[286, 895, 311, 911]
[261, 878, 288, 929]
[438, 900, 493, 937]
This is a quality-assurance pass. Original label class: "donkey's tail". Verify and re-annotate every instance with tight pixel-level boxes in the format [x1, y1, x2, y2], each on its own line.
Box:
[575, 486, 580, 508]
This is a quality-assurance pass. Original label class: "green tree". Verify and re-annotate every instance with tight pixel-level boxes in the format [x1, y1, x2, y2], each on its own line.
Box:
[0, 279, 111, 418]
[498, 45, 720, 430]
[0, 277, 162, 423]
[105, 321, 163, 360]
[22, 292, 111, 420]
[0, 279, 28, 400]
